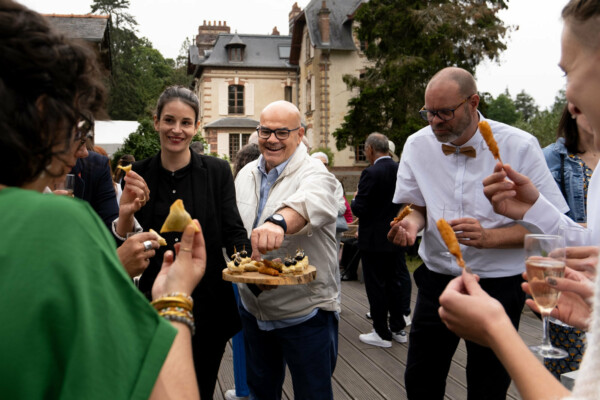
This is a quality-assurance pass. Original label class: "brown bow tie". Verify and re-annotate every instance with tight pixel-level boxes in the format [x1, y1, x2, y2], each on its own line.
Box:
[441, 144, 476, 158]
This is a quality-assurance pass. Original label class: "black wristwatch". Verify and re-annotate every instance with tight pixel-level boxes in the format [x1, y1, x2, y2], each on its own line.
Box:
[265, 213, 287, 233]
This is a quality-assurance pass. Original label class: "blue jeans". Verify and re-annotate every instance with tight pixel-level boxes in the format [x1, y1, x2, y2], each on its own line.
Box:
[238, 305, 338, 400]
[232, 285, 249, 397]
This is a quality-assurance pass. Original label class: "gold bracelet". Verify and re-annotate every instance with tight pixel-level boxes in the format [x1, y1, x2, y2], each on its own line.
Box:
[151, 295, 193, 311]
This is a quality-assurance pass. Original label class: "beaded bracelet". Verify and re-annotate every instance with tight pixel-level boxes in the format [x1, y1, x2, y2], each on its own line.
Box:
[159, 310, 196, 335]
[159, 307, 194, 319]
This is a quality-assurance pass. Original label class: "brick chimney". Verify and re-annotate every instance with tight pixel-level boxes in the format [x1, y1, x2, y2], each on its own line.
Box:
[195, 20, 231, 55]
[318, 1, 330, 44]
[272, 26, 280, 36]
[288, 2, 301, 33]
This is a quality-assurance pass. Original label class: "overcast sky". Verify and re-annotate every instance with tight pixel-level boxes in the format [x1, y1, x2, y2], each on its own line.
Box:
[18, 0, 566, 110]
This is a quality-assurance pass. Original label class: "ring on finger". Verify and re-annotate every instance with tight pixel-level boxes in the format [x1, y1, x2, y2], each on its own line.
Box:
[180, 247, 192, 252]
[143, 240, 153, 251]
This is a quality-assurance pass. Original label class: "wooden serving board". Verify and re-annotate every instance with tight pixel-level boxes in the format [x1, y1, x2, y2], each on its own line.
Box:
[222, 265, 316, 286]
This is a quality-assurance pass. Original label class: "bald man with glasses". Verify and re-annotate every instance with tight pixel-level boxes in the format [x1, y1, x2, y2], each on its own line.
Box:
[387, 67, 567, 400]
[234, 100, 341, 399]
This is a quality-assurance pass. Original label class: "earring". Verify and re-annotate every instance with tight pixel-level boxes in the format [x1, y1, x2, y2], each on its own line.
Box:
[571, 114, 576, 120]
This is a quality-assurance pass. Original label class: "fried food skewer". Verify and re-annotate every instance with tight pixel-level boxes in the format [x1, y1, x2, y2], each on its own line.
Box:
[436, 218, 471, 273]
[478, 120, 503, 165]
[393, 204, 413, 223]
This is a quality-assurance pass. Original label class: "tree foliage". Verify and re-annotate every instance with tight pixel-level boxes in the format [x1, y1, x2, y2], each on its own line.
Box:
[92, 0, 191, 121]
[486, 90, 519, 125]
[333, 0, 512, 151]
[478, 88, 566, 148]
[514, 90, 538, 122]
[91, 0, 136, 30]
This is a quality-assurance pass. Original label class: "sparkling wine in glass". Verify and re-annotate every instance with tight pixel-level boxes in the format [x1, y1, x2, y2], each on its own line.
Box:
[525, 234, 568, 359]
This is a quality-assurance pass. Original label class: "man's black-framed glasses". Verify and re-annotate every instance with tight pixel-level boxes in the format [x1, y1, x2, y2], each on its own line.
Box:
[256, 125, 300, 140]
[74, 113, 95, 149]
[419, 95, 473, 122]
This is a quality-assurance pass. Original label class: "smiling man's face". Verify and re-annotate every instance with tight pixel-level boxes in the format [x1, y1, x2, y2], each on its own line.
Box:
[258, 101, 304, 172]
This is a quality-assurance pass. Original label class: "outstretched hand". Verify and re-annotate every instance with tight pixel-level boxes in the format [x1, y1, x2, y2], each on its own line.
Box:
[120, 170, 150, 216]
[250, 222, 285, 260]
[482, 163, 539, 220]
[388, 219, 418, 247]
[152, 220, 206, 300]
[439, 270, 513, 347]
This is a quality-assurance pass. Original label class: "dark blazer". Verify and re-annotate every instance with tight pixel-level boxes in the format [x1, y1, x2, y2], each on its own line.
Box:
[72, 151, 119, 233]
[132, 151, 250, 340]
[351, 157, 401, 252]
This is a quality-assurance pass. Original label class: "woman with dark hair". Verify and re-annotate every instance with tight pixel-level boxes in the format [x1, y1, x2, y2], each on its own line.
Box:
[544, 103, 598, 224]
[124, 85, 251, 399]
[0, 2, 205, 399]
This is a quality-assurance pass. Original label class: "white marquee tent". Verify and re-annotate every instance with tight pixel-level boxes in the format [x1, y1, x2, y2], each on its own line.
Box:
[94, 120, 140, 157]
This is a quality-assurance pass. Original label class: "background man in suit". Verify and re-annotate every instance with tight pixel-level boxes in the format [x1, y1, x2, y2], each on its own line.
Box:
[352, 132, 411, 347]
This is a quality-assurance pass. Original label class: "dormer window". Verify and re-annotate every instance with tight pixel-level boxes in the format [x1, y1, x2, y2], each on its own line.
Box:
[228, 46, 244, 62]
[225, 33, 246, 63]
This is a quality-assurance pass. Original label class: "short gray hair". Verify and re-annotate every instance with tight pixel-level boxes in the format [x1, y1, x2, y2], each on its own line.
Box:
[365, 132, 389, 154]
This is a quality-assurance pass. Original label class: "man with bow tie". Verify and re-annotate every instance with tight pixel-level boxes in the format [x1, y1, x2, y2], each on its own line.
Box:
[387, 67, 567, 400]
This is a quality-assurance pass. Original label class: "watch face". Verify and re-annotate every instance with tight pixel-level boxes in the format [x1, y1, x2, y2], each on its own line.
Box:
[272, 214, 283, 221]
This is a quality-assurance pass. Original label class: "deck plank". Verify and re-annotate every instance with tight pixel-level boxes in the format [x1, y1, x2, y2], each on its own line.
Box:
[214, 271, 542, 399]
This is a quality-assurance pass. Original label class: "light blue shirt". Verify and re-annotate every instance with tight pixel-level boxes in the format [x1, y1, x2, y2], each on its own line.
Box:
[253, 155, 290, 229]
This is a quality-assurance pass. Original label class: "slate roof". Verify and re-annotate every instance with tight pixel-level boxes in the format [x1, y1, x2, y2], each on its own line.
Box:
[44, 14, 110, 43]
[190, 33, 294, 70]
[204, 117, 259, 129]
[304, 0, 364, 50]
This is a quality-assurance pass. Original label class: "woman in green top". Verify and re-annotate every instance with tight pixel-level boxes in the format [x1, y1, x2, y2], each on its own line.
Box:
[0, 2, 205, 399]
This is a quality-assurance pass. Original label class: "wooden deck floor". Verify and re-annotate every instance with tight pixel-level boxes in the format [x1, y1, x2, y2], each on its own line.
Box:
[213, 274, 543, 399]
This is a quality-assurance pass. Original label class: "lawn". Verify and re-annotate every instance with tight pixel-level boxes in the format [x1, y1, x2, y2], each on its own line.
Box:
[406, 255, 422, 273]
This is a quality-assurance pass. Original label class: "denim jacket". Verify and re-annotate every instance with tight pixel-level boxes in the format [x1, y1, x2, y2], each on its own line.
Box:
[543, 138, 586, 222]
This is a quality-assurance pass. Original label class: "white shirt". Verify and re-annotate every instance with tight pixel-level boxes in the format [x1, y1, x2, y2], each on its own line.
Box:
[523, 169, 600, 246]
[393, 115, 568, 278]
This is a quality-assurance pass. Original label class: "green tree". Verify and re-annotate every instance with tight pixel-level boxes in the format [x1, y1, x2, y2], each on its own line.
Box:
[333, 0, 512, 151]
[107, 34, 174, 120]
[514, 90, 538, 122]
[514, 89, 566, 147]
[92, 0, 184, 121]
[110, 118, 160, 168]
[486, 90, 519, 124]
[167, 38, 194, 88]
[91, 0, 136, 30]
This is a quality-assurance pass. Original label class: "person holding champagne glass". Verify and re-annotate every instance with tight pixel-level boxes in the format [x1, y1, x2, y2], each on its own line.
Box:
[0, 2, 206, 398]
[541, 103, 598, 376]
[439, 1, 600, 398]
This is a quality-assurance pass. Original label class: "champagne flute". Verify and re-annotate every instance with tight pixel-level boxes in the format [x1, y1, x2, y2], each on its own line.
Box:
[525, 234, 568, 358]
[55, 174, 75, 197]
[558, 225, 592, 247]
